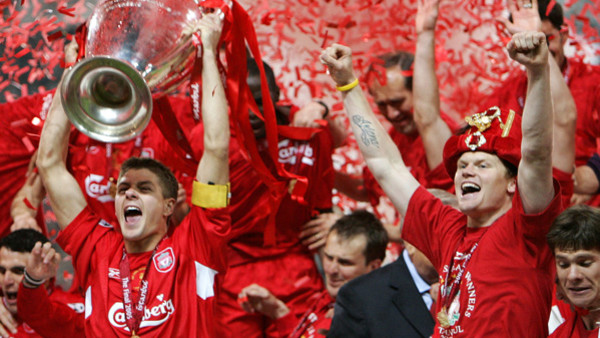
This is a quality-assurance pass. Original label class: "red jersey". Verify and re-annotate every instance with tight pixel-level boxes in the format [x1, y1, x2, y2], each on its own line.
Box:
[190, 125, 334, 265]
[483, 58, 600, 166]
[550, 308, 600, 338]
[402, 181, 563, 337]
[17, 283, 85, 338]
[275, 290, 334, 338]
[56, 204, 230, 337]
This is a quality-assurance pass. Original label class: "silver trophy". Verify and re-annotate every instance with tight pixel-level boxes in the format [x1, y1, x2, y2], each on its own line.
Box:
[61, 0, 203, 142]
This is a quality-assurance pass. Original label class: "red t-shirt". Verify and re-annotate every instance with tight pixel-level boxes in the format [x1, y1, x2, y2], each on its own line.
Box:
[550, 307, 600, 338]
[56, 204, 230, 337]
[402, 181, 563, 337]
[483, 58, 600, 166]
[275, 290, 334, 338]
[190, 125, 334, 265]
[17, 284, 85, 338]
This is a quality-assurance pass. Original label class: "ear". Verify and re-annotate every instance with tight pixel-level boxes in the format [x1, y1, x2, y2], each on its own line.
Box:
[163, 198, 176, 217]
[507, 177, 517, 195]
[559, 30, 568, 47]
[367, 259, 382, 272]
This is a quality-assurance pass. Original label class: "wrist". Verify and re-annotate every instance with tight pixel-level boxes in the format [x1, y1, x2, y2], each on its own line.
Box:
[316, 101, 329, 118]
[23, 269, 46, 289]
[273, 300, 290, 319]
[336, 78, 359, 92]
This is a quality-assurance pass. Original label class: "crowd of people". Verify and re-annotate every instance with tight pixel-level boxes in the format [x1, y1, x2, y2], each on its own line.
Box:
[1, 0, 600, 337]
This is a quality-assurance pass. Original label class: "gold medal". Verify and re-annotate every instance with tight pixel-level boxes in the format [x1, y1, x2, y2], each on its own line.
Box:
[131, 330, 140, 338]
[437, 307, 451, 329]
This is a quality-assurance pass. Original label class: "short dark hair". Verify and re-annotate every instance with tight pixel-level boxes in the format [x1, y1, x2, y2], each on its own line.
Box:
[370, 51, 414, 91]
[0, 229, 50, 253]
[538, 0, 564, 30]
[330, 210, 388, 263]
[500, 158, 518, 179]
[547, 205, 600, 252]
[119, 157, 178, 200]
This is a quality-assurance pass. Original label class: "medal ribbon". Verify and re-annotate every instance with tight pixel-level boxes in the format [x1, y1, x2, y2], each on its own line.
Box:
[119, 241, 162, 336]
[439, 241, 480, 313]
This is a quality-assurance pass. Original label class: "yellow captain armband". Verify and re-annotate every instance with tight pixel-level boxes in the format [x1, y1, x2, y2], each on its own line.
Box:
[191, 181, 231, 208]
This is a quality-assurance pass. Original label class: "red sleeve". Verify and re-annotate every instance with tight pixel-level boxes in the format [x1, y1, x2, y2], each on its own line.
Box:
[512, 179, 563, 268]
[553, 168, 573, 208]
[172, 205, 231, 273]
[17, 284, 85, 338]
[401, 187, 466, 271]
[56, 206, 118, 286]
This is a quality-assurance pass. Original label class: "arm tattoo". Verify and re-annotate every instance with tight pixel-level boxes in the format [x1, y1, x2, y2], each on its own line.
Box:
[351, 115, 379, 148]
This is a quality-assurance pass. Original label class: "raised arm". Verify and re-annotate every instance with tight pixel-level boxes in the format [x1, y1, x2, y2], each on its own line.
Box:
[414, 0, 452, 170]
[195, 13, 229, 185]
[10, 153, 44, 232]
[320, 44, 419, 218]
[548, 53, 576, 174]
[507, 31, 554, 213]
[503, 0, 576, 174]
[36, 42, 87, 229]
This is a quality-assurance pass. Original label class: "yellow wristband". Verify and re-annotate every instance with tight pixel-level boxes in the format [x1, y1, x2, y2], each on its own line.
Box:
[191, 181, 231, 208]
[336, 79, 359, 92]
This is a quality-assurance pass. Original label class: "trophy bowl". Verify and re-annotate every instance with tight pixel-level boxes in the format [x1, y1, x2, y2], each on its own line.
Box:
[61, 0, 202, 142]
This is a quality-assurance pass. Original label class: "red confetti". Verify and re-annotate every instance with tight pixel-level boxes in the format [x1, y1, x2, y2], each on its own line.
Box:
[47, 30, 63, 41]
[57, 5, 76, 17]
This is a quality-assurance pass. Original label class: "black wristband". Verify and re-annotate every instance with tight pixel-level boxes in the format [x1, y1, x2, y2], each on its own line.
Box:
[316, 101, 329, 119]
[23, 269, 45, 288]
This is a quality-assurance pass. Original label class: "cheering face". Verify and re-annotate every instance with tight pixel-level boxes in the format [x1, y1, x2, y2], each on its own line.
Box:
[322, 231, 377, 298]
[454, 152, 515, 220]
[541, 20, 567, 68]
[368, 66, 416, 136]
[555, 249, 600, 310]
[0, 248, 29, 314]
[115, 168, 174, 249]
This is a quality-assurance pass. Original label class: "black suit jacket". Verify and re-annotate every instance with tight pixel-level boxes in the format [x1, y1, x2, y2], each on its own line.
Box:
[327, 256, 435, 338]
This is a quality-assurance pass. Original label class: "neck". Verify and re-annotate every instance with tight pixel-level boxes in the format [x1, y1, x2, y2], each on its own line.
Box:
[124, 230, 166, 253]
[582, 308, 600, 331]
[466, 201, 511, 228]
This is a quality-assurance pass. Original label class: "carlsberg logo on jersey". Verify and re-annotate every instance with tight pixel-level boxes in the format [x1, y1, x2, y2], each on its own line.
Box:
[278, 139, 315, 166]
[108, 297, 175, 330]
[85, 174, 114, 202]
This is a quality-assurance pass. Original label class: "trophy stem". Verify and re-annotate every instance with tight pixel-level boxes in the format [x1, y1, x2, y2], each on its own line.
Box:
[92, 72, 134, 108]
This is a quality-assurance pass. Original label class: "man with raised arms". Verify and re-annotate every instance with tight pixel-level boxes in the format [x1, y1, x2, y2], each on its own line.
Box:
[320, 12, 563, 337]
[35, 12, 230, 337]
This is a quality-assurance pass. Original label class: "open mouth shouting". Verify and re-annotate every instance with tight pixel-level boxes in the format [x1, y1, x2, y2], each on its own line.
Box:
[124, 206, 143, 226]
[461, 182, 481, 197]
[3, 291, 17, 307]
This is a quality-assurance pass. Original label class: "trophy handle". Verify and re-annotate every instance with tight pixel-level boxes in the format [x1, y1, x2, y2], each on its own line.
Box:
[61, 56, 152, 143]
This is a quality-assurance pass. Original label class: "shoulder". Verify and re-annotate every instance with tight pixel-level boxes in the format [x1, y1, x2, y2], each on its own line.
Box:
[339, 260, 399, 297]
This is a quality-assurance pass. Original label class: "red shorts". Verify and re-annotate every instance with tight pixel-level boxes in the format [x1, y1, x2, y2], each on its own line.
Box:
[216, 251, 324, 337]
